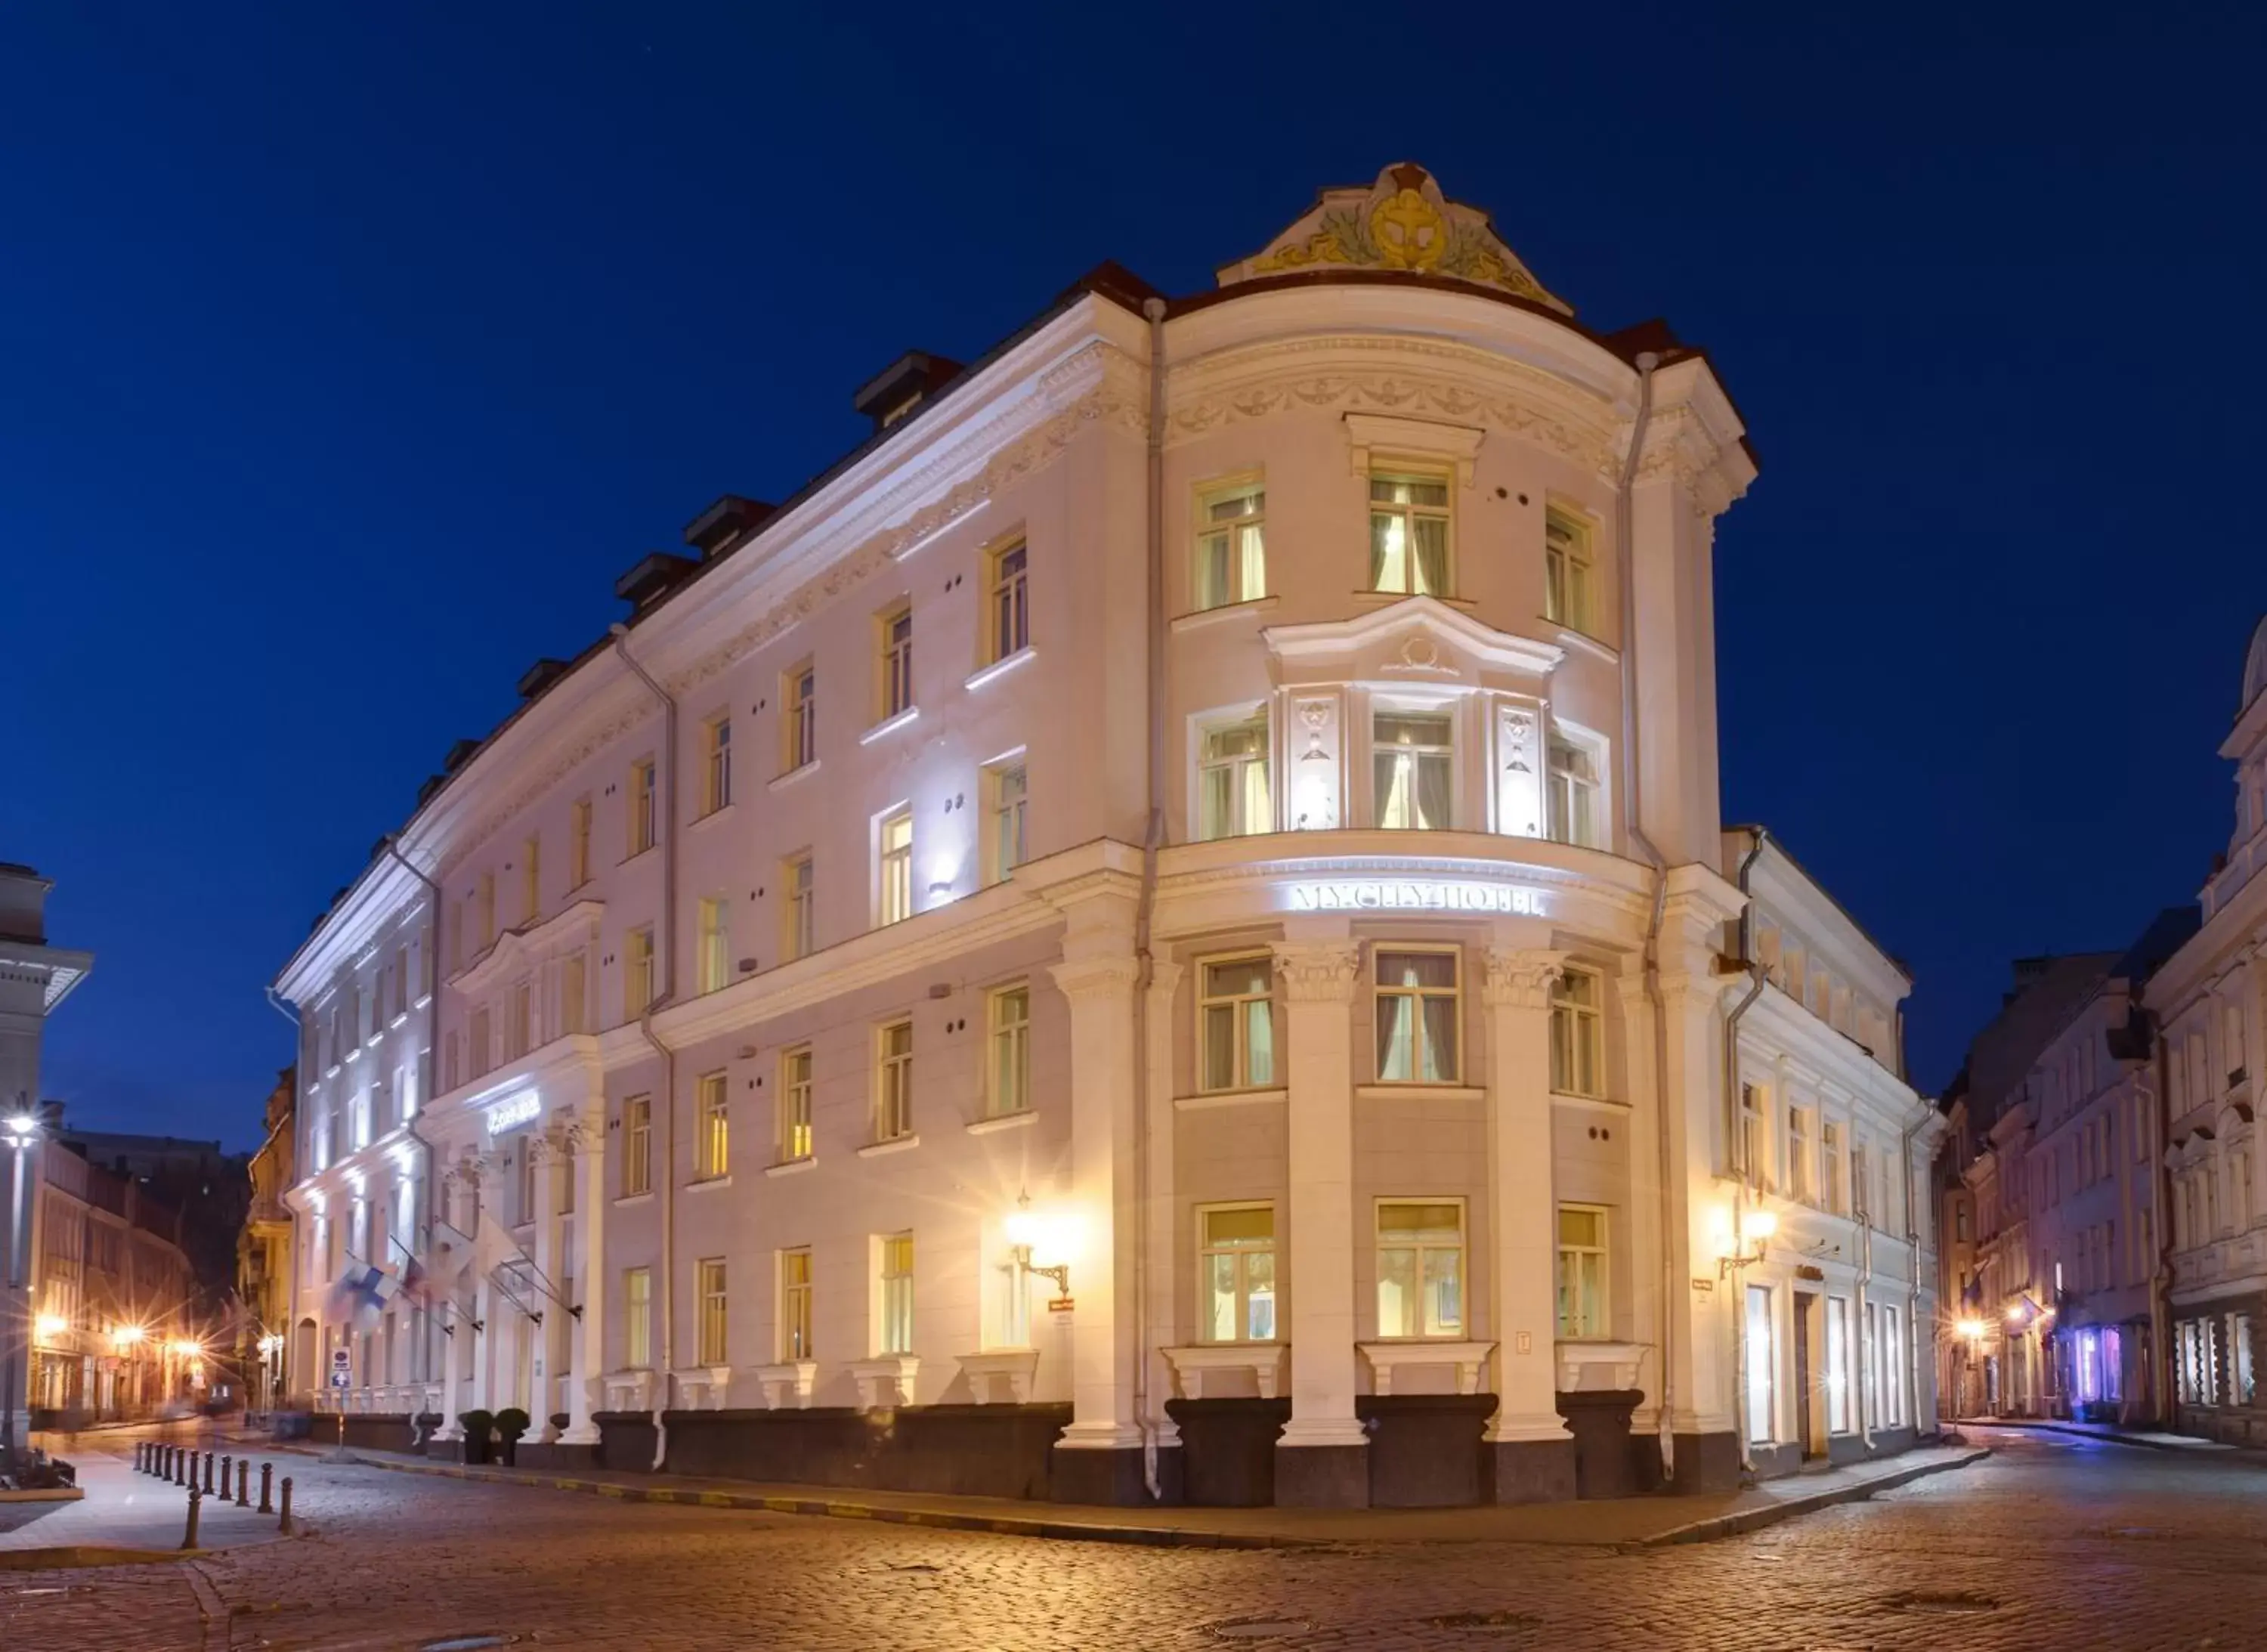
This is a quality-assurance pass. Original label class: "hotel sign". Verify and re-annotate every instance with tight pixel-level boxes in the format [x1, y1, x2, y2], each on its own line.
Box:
[484, 1091, 541, 1136]
[1287, 880, 1543, 917]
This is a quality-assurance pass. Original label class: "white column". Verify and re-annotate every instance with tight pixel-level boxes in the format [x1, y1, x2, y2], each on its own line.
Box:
[1272, 932, 1369, 1508]
[436, 1165, 480, 1440]
[564, 1109, 608, 1445]
[1480, 946, 1576, 1499]
[532, 1128, 569, 1438]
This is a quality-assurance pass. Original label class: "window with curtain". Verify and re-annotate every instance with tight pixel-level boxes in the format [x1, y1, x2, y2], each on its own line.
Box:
[624, 1267, 652, 1368]
[1376, 950, 1458, 1083]
[1199, 955, 1276, 1093]
[695, 1070, 728, 1180]
[1198, 716, 1271, 840]
[1199, 1205, 1276, 1341]
[879, 1233, 914, 1355]
[988, 985, 1030, 1116]
[1376, 1201, 1464, 1338]
[1546, 733, 1601, 847]
[876, 1019, 914, 1140]
[1374, 711, 1452, 830]
[1556, 1205, 1607, 1338]
[1195, 483, 1266, 610]
[696, 1258, 727, 1366]
[621, 1095, 651, 1196]
[697, 897, 731, 995]
[779, 1045, 813, 1162]
[1368, 472, 1451, 594]
[780, 1248, 814, 1361]
[878, 809, 914, 927]
[1549, 967, 1603, 1097]
[1544, 506, 1595, 633]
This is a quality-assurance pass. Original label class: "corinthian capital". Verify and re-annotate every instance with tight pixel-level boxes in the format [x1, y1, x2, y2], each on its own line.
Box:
[1271, 940, 1362, 1005]
[1047, 955, 1142, 1004]
[1483, 946, 1570, 1010]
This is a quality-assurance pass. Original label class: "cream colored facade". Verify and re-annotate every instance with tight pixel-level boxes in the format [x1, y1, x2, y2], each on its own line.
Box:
[275, 166, 1937, 1505]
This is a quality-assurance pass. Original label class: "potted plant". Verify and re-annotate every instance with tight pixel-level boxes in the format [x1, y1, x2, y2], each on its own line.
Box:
[494, 1406, 532, 1467]
[456, 1409, 495, 1465]
[549, 1412, 571, 1439]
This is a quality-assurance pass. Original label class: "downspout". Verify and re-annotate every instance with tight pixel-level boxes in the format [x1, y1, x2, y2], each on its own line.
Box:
[1132, 294, 1169, 1501]
[2145, 1004, 2173, 1425]
[1724, 828, 1770, 1476]
[1901, 1108, 1925, 1438]
[381, 835, 444, 1443]
[1613, 351, 1676, 1474]
[261, 986, 302, 1406]
[611, 624, 680, 1471]
[1857, 1151, 1875, 1450]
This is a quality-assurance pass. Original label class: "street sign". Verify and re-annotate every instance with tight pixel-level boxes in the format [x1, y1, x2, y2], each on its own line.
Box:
[330, 1347, 350, 1387]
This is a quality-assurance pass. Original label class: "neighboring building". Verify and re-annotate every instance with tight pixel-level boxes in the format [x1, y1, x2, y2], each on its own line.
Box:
[237, 1067, 297, 1412]
[2158, 617, 2267, 1441]
[54, 1125, 249, 1315]
[275, 162, 1935, 1508]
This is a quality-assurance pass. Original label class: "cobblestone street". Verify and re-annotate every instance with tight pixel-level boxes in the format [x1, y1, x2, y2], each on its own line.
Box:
[8, 1428, 2265, 1650]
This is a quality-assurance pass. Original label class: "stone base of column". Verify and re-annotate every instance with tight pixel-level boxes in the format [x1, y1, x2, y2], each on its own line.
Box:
[1669, 1429, 1743, 1494]
[1482, 1436, 1576, 1504]
[1048, 1444, 1153, 1507]
[558, 1421, 602, 1446]
[1273, 1442, 1369, 1508]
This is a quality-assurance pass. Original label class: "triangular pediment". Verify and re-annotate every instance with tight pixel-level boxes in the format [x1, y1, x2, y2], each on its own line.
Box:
[1263, 596, 1563, 683]
[1218, 163, 1570, 314]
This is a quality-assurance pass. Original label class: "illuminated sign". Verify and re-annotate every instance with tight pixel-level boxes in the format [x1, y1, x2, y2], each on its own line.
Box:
[484, 1091, 541, 1135]
[1287, 880, 1543, 917]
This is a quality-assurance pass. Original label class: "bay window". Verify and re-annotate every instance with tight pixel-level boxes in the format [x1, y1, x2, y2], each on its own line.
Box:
[1368, 472, 1452, 595]
[1198, 715, 1271, 840]
[1546, 732, 1601, 848]
[1374, 711, 1452, 830]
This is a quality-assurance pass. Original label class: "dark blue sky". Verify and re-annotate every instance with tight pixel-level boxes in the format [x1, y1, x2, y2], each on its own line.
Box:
[5, 5, 2261, 1149]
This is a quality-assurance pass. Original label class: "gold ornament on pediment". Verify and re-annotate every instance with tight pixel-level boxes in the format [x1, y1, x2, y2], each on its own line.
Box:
[1370, 187, 1446, 272]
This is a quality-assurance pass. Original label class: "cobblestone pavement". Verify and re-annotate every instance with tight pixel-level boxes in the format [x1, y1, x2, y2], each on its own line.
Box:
[6, 1426, 2264, 1650]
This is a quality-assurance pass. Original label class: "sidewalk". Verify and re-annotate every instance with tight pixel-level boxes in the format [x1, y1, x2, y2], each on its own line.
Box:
[1956, 1415, 2241, 1453]
[289, 1440, 1989, 1549]
[0, 1442, 292, 1567]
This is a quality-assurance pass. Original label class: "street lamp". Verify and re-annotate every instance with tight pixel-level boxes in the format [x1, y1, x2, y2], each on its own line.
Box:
[1718, 1206, 1777, 1279]
[3, 1110, 43, 1465]
[1005, 1196, 1081, 1311]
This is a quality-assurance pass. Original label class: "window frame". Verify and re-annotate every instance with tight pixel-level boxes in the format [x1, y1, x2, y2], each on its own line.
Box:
[1556, 1202, 1610, 1340]
[1373, 1196, 1468, 1340]
[782, 660, 817, 773]
[876, 600, 914, 722]
[875, 1018, 914, 1142]
[985, 538, 1029, 663]
[569, 797, 592, 890]
[1372, 703, 1456, 831]
[986, 757, 1028, 884]
[702, 714, 733, 815]
[1192, 476, 1266, 611]
[779, 1247, 815, 1362]
[1366, 466, 1455, 596]
[987, 984, 1031, 1118]
[1548, 965, 1604, 1099]
[1542, 503, 1598, 636]
[1373, 945, 1462, 1086]
[782, 851, 815, 963]
[1196, 951, 1278, 1094]
[877, 1232, 915, 1356]
[695, 1257, 728, 1367]
[1196, 710, 1273, 841]
[694, 1069, 729, 1180]
[623, 926, 655, 1022]
[1545, 725, 1605, 849]
[623, 1266, 653, 1369]
[877, 806, 914, 927]
[628, 759, 657, 858]
[778, 1044, 814, 1163]
[696, 896, 731, 995]
[1196, 1201, 1279, 1344]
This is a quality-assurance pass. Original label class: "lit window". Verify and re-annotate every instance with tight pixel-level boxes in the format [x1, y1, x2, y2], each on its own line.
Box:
[696, 1258, 727, 1366]
[628, 760, 657, 857]
[1376, 1201, 1464, 1338]
[1544, 506, 1595, 634]
[570, 797, 592, 889]
[624, 1267, 652, 1368]
[779, 1045, 813, 1162]
[987, 540, 1028, 661]
[1368, 472, 1452, 595]
[1882, 1304, 1906, 1425]
[780, 1248, 814, 1361]
[878, 808, 914, 927]
[1375, 712, 1452, 830]
[703, 716, 732, 814]
[784, 663, 816, 772]
[988, 762, 1028, 883]
[1740, 1084, 1769, 1188]
[1546, 733, 1601, 848]
[876, 1019, 914, 1141]
[879, 1233, 914, 1355]
[1198, 956, 1276, 1093]
[621, 1095, 651, 1196]
[1556, 1205, 1608, 1338]
[1787, 1108, 1814, 1204]
[1195, 483, 1265, 610]
[695, 1069, 728, 1180]
[1826, 1296, 1851, 1432]
[988, 985, 1030, 1117]
[1745, 1283, 1775, 1443]
[1823, 1120, 1847, 1215]
[696, 896, 731, 995]
[623, 927, 654, 1021]
[878, 604, 914, 720]
[1549, 967, 1603, 1097]
[1375, 949, 1458, 1084]
[1198, 716, 1271, 840]
[783, 852, 815, 962]
[1198, 1205, 1276, 1341]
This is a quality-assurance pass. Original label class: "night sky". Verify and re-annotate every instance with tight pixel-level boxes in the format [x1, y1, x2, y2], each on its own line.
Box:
[4, 5, 2260, 1149]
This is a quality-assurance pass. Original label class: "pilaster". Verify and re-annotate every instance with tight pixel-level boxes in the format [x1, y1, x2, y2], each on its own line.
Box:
[564, 1110, 608, 1444]
[1140, 961, 1185, 1480]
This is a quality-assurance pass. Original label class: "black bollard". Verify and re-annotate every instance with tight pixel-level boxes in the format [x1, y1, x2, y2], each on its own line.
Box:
[169, 1446, 181, 1484]
[157, 1443, 169, 1478]
[135, 1443, 145, 1472]
[235, 1457, 250, 1507]
[184, 1449, 196, 1488]
[278, 1475, 293, 1534]
[219, 1452, 231, 1493]
[258, 1461, 274, 1514]
[203, 1452, 215, 1494]
[182, 1486, 202, 1551]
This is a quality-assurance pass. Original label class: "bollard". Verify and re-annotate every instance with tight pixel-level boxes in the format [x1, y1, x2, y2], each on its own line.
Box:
[135, 1443, 145, 1473]
[182, 1486, 202, 1551]
[235, 1457, 250, 1507]
[203, 1452, 215, 1495]
[157, 1443, 168, 1479]
[169, 1446, 181, 1484]
[258, 1461, 274, 1514]
[183, 1449, 196, 1488]
[219, 1452, 231, 1493]
[278, 1476, 293, 1535]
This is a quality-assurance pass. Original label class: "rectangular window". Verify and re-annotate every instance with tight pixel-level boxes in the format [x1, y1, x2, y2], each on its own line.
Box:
[1883, 1304, 1905, 1426]
[1199, 1205, 1277, 1342]
[469, 1007, 491, 1078]
[1823, 1121, 1846, 1215]
[1374, 711, 1452, 830]
[784, 662, 817, 772]
[1788, 1108, 1814, 1204]
[1368, 472, 1452, 595]
[696, 1258, 727, 1366]
[878, 603, 914, 719]
[988, 985, 1031, 1117]
[561, 951, 588, 1036]
[697, 896, 731, 995]
[623, 927, 654, 1021]
[570, 797, 592, 890]
[1544, 506, 1595, 633]
[1862, 1300, 1880, 1428]
[521, 834, 541, 926]
[1198, 716, 1271, 840]
[1376, 1200, 1464, 1338]
[703, 716, 732, 814]
[695, 1069, 728, 1180]
[1546, 732, 1601, 848]
[1549, 967, 1603, 1097]
[1826, 1295, 1851, 1432]
[629, 759, 657, 857]
[624, 1267, 652, 1369]
[988, 540, 1029, 661]
[1195, 482, 1266, 610]
[1745, 1283, 1775, 1444]
[622, 1095, 651, 1197]
[507, 980, 532, 1060]
[876, 1019, 914, 1141]
[478, 873, 496, 949]
[1199, 955, 1276, 1093]
[879, 1233, 914, 1355]
[1556, 1205, 1608, 1338]
[878, 808, 914, 927]
[1376, 949, 1459, 1084]
[779, 1045, 814, 1162]
[2235, 1313, 2256, 1403]
[783, 852, 815, 962]
[1740, 1083, 1768, 1188]
[988, 762, 1028, 883]
[515, 1147, 536, 1226]
[780, 1248, 814, 1361]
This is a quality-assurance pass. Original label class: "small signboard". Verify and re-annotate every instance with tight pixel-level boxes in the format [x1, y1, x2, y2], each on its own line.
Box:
[330, 1347, 351, 1389]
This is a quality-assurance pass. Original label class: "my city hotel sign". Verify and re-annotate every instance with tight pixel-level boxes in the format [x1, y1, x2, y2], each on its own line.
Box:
[1286, 879, 1545, 917]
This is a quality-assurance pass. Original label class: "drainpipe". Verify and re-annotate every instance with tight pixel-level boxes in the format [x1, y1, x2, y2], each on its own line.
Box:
[1612, 351, 1677, 1475]
[611, 623, 680, 1471]
[1130, 295, 1169, 1501]
[381, 835, 445, 1440]
[1901, 1109, 1925, 1438]
[1724, 828, 1770, 1474]
[261, 987, 302, 1404]
[2145, 1002, 2173, 1426]
[1857, 1158, 1875, 1452]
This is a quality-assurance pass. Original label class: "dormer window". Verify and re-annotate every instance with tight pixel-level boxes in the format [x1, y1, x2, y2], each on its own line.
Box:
[1369, 472, 1452, 596]
[1195, 483, 1266, 610]
[1375, 711, 1452, 830]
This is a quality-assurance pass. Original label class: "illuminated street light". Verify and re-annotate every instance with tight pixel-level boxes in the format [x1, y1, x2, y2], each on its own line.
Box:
[32, 1313, 66, 1340]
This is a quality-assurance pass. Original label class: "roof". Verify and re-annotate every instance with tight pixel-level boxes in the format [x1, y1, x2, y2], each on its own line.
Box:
[2111, 905, 2203, 985]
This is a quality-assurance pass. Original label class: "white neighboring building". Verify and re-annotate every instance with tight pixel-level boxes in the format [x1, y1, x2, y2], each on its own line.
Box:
[275, 164, 1938, 1505]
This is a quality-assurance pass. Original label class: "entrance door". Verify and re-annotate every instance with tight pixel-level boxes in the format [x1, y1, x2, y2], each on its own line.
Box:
[1792, 1291, 1823, 1458]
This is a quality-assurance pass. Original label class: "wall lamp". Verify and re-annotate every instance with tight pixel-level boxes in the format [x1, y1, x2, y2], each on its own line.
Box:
[1006, 1195, 1078, 1311]
[1718, 1206, 1777, 1279]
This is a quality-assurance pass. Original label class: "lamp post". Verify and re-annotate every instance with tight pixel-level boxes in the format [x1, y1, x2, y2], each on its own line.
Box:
[4, 1109, 43, 1464]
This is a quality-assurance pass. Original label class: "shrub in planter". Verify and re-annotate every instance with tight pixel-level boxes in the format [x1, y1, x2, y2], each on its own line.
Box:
[457, 1409, 495, 1465]
[494, 1407, 532, 1467]
[549, 1412, 571, 1436]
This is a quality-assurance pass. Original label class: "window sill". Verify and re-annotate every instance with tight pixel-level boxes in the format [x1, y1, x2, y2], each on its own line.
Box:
[1350, 588, 1476, 608]
[1171, 596, 1279, 634]
[859, 705, 920, 746]
[1175, 1087, 1288, 1112]
[1551, 1089, 1630, 1112]
[684, 1174, 733, 1193]
[688, 802, 738, 834]
[966, 646, 1036, 692]
[770, 759, 821, 794]
[613, 1192, 655, 1208]
[858, 1134, 921, 1159]
[764, 1157, 817, 1178]
[966, 1109, 1036, 1136]
[390, 1011, 412, 1030]
[1552, 626, 1618, 665]
[1355, 1083, 1486, 1103]
[618, 844, 658, 868]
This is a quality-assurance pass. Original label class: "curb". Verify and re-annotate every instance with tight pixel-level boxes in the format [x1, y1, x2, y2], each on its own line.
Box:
[0, 1544, 216, 1570]
[1953, 1418, 2213, 1454]
[1632, 1447, 1993, 1547]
